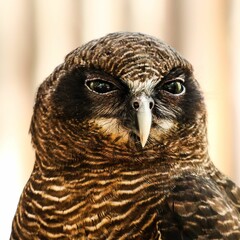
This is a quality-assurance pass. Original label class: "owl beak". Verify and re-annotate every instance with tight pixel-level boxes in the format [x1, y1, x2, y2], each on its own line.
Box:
[132, 94, 154, 148]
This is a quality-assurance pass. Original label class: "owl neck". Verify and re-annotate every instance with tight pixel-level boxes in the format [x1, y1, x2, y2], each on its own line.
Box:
[32, 118, 210, 176]
[30, 102, 211, 174]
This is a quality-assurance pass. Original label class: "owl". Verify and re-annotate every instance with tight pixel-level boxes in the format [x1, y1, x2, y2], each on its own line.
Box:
[11, 32, 240, 239]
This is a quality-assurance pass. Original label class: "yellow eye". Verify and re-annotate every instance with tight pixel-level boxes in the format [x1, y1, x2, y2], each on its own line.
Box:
[162, 81, 185, 95]
[86, 80, 117, 94]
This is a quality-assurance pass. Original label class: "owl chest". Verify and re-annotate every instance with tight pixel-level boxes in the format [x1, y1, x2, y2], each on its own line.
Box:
[45, 171, 170, 239]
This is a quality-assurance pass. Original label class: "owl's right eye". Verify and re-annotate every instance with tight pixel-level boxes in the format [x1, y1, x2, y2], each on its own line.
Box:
[86, 80, 118, 94]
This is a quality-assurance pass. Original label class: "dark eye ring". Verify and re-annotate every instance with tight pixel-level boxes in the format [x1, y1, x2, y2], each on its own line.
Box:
[161, 80, 185, 95]
[85, 79, 118, 94]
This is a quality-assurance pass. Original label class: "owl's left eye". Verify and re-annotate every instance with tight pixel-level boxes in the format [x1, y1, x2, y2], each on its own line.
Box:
[162, 80, 185, 95]
[86, 80, 117, 94]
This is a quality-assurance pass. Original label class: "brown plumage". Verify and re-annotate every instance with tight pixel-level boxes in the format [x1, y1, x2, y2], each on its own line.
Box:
[11, 32, 240, 239]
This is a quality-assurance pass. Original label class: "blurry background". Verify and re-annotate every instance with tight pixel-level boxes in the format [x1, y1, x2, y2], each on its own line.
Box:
[0, 0, 239, 238]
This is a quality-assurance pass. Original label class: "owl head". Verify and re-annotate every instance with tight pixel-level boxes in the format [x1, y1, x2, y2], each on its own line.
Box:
[30, 32, 207, 167]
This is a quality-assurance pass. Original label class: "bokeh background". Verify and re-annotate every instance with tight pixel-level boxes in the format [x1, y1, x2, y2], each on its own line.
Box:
[0, 0, 239, 238]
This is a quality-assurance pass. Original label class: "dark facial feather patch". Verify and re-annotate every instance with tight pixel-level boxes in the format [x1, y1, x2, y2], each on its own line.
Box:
[10, 32, 240, 240]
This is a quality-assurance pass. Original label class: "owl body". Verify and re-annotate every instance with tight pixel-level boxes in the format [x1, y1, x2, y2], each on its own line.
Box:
[11, 32, 240, 239]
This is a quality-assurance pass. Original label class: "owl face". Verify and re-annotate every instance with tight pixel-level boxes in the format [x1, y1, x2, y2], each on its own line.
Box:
[51, 67, 203, 151]
[32, 32, 206, 159]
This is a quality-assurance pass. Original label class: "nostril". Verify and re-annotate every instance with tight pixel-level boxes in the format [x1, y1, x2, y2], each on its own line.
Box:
[149, 101, 154, 110]
[133, 101, 139, 110]
[132, 99, 154, 111]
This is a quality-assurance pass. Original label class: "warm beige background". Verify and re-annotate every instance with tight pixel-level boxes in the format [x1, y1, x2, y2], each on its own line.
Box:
[0, 0, 239, 238]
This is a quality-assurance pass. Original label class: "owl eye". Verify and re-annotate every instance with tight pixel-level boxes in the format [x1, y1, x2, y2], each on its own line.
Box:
[162, 80, 185, 95]
[86, 80, 117, 94]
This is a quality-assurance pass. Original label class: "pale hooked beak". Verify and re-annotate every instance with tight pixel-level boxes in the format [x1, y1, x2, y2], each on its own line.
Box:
[132, 94, 154, 148]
